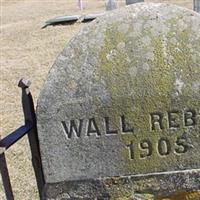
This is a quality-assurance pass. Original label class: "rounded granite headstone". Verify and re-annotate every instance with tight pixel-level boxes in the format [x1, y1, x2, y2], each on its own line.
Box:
[37, 3, 200, 199]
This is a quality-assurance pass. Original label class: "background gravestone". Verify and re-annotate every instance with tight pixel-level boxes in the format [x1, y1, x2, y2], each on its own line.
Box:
[37, 3, 200, 199]
[126, 0, 144, 5]
[106, 0, 117, 10]
[194, 0, 200, 13]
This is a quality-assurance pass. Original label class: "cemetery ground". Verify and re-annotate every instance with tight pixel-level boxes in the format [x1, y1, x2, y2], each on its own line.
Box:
[0, 0, 194, 200]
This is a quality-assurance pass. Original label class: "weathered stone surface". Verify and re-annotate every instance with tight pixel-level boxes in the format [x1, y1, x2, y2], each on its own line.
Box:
[37, 3, 200, 199]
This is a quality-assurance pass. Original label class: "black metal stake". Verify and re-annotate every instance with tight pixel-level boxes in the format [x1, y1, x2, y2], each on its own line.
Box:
[0, 79, 45, 199]
[0, 152, 14, 200]
[18, 79, 45, 199]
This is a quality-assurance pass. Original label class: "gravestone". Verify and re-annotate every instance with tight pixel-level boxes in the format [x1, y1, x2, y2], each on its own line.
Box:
[194, 0, 200, 13]
[106, 0, 117, 11]
[37, 3, 200, 199]
[77, 0, 83, 10]
[126, 0, 144, 5]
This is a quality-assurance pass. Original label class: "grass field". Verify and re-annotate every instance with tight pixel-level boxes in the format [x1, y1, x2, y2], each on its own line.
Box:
[0, 0, 194, 199]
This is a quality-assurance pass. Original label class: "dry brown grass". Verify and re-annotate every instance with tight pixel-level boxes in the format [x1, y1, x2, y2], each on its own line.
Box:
[0, 0, 194, 199]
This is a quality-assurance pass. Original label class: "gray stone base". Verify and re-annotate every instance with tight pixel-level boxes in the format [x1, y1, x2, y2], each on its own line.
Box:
[43, 169, 200, 200]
